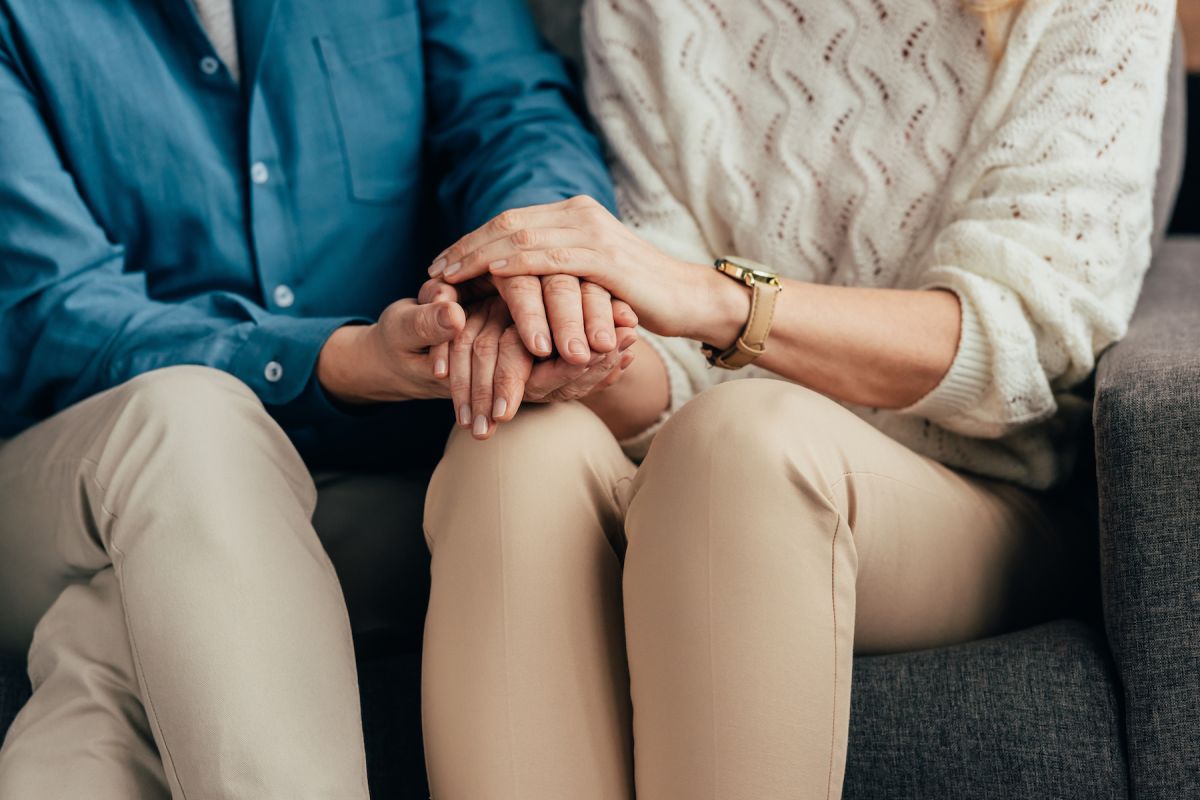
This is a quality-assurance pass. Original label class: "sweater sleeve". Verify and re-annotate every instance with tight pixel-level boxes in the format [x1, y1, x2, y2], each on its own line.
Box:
[900, 0, 1175, 438]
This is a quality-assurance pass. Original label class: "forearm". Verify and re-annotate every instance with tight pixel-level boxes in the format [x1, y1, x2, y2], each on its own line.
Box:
[688, 271, 962, 410]
[581, 340, 670, 440]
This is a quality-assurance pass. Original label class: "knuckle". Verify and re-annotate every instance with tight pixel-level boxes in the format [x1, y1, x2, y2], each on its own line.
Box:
[546, 247, 573, 267]
[451, 336, 474, 356]
[511, 228, 538, 248]
[493, 210, 519, 233]
[494, 375, 522, 395]
[542, 273, 578, 294]
[472, 336, 499, 359]
[580, 281, 609, 299]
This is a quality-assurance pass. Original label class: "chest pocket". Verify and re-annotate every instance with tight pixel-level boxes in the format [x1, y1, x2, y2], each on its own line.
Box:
[317, 12, 425, 204]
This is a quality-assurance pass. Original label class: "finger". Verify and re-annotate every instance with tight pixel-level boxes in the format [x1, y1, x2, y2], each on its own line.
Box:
[615, 326, 639, 352]
[449, 310, 486, 429]
[560, 352, 622, 400]
[581, 282, 617, 353]
[443, 227, 592, 285]
[428, 196, 603, 278]
[470, 304, 510, 439]
[611, 299, 638, 329]
[494, 275, 553, 358]
[418, 278, 458, 306]
[492, 326, 534, 423]
[430, 342, 449, 380]
[542, 274, 591, 366]
[525, 357, 590, 403]
[394, 299, 466, 350]
[598, 351, 636, 391]
[488, 248, 602, 282]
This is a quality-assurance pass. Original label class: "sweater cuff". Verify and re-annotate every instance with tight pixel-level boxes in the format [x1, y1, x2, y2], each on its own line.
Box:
[618, 332, 697, 461]
[900, 287, 993, 421]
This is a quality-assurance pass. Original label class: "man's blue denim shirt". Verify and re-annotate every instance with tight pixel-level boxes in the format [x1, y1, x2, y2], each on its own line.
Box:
[0, 0, 615, 438]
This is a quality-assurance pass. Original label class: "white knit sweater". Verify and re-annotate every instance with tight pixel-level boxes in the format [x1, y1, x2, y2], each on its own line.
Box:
[583, 0, 1174, 488]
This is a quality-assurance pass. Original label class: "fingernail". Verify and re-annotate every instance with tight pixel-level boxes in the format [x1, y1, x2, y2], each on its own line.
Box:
[436, 305, 454, 328]
[493, 397, 508, 419]
[621, 353, 635, 369]
[594, 330, 615, 347]
[620, 336, 636, 352]
[534, 333, 551, 354]
[473, 415, 489, 437]
[489, 259, 508, 271]
[434, 358, 447, 377]
[444, 262, 462, 278]
[429, 258, 447, 277]
[459, 405, 471, 427]
[568, 339, 588, 356]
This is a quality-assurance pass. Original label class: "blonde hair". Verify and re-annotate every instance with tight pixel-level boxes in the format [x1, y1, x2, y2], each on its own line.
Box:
[962, 0, 1027, 61]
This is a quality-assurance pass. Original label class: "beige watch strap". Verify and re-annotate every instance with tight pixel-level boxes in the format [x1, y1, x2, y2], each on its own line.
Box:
[711, 278, 782, 369]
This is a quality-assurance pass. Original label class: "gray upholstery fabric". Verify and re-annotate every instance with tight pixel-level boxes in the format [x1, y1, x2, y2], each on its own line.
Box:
[844, 621, 1127, 800]
[1095, 236, 1200, 800]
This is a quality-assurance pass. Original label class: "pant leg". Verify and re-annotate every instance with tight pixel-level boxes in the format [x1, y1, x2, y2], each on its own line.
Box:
[623, 380, 1063, 800]
[0, 568, 168, 799]
[422, 402, 638, 800]
[0, 366, 369, 800]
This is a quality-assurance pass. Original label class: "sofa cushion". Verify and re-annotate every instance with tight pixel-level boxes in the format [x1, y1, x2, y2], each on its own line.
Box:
[845, 620, 1127, 800]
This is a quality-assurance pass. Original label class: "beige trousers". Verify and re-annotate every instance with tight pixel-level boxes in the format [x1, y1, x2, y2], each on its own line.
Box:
[0, 366, 431, 800]
[423, 379, 1064, 800]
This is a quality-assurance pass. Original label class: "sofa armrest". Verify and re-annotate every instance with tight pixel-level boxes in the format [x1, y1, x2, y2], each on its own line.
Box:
[1094, 237, 1200, 800]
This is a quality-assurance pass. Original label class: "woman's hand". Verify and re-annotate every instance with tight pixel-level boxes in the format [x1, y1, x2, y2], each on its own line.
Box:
[428, 196, 745, 343]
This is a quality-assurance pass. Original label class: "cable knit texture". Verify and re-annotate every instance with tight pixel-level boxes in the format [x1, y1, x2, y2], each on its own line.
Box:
[585, 0, 1173, 488]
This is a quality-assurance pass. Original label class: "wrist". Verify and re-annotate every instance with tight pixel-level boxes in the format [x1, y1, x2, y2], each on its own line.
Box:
[317, 324, 399, 405]
[686, 263, 751, 347]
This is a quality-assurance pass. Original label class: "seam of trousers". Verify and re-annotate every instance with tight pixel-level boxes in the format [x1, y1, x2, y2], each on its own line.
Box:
[706, 446, 719, 800]
[826, 509, 842, 800]
[88, 466, 190, 800]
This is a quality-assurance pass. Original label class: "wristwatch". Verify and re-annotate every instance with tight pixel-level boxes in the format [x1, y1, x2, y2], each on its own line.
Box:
[701, 256, 783, 370]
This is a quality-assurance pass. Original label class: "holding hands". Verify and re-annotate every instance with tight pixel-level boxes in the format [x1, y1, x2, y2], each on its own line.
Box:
[319, 196, 697, 440]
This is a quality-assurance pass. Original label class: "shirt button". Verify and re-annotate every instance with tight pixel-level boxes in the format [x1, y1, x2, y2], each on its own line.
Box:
[264, 361, 284, 383]
[250, 162, 270, 185]
[273, 284, 295, 309]
[199, 56, 220, 76]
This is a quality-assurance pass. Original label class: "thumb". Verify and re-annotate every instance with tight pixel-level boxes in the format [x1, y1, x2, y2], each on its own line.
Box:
[396, 300, 466, 350]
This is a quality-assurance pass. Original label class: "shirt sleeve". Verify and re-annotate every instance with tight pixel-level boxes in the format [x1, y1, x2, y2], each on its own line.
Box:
[900, 0, 1175, 439]
[419, 0, 617, 231]
[0, 38, 362, 431]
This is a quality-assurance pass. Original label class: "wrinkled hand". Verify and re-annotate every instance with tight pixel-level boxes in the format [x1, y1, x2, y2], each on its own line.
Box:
[429, 195, 715, 340]
[422, 285, 638, 440]
[316, 297, 465, 405]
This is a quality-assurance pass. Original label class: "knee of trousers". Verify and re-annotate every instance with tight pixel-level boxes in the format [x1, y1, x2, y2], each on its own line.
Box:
[95, 366, 317, 520]
[627, 380, 865, 546]
[424, 401, 631, 553]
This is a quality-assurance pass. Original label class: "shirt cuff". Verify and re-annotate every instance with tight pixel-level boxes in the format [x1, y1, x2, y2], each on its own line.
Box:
[229, 314, 368, 425]
[900, 286, 993, 421]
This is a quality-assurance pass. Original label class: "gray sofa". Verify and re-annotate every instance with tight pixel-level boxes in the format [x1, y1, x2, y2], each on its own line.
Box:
[1, 10, 1196, 800]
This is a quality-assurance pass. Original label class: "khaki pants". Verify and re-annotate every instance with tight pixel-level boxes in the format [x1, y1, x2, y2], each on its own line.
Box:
[0, 366, 434, 800]
[423, 380, 1065, 800]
